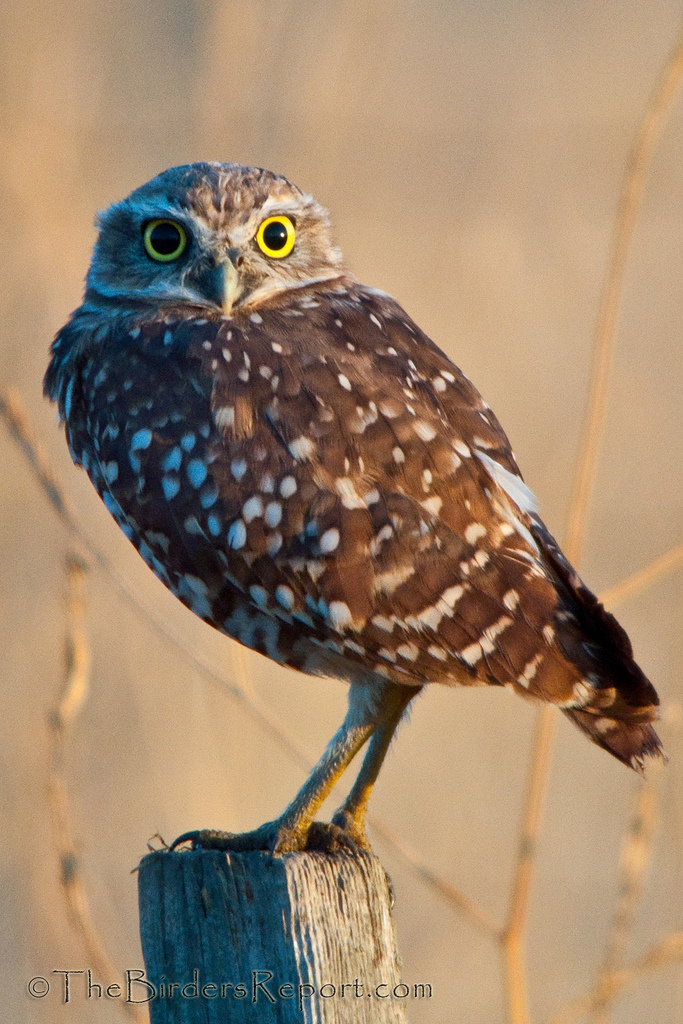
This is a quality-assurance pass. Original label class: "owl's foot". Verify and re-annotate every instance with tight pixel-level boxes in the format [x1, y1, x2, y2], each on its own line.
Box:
[329, 808, 371, 850]
[171, 817, 368, 855]
[305, 819, 371, 853]
[171, 819, 297, 854]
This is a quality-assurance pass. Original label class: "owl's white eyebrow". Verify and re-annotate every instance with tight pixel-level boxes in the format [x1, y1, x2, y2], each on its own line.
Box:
[121, 198, 190, 225]
[257, 197, 301, 219]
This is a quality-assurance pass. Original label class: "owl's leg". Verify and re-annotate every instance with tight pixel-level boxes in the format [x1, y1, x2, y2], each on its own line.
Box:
[172, 679, 405, 854]
[330, 683, 420, 847]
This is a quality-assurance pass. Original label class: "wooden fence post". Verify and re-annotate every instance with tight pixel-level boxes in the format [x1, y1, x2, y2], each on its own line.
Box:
[137, 848, 408, 1023]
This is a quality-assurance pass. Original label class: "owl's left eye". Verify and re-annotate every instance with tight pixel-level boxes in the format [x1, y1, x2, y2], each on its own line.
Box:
[256, 216, 296, 259]
[142, 219, 188, 262]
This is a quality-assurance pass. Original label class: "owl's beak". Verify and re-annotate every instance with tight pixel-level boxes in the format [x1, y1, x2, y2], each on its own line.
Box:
[220, 258, 243, 316]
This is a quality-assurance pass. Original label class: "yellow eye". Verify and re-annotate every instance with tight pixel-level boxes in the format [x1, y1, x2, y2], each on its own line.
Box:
[143, 219, 188, 262]
[256, 215, 296, 259]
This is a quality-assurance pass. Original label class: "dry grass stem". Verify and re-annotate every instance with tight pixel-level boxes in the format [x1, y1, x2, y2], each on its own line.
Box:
[588, 768, 662, 1023]
[0, 389, 77, 529]
[599, 541, 683, 610]
[597, 770, 661, 978]
[502, 704, 557, 1024]
[564, 20, 683, 566]
[48, 555, 146, 1023]
[547, 932, 683, 1024]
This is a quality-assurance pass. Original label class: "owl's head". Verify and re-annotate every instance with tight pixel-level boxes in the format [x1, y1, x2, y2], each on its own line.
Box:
[85, 162, 346, 315]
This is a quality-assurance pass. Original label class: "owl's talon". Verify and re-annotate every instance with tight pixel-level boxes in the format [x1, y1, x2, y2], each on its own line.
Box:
[329, 810, 372, 850]
[170, 820, 315, 855]
[305, 820, 370, 853]
[170, 829, 241, 851]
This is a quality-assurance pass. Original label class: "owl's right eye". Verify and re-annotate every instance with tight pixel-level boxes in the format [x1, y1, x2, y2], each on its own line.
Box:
[142, 220, 188, 262]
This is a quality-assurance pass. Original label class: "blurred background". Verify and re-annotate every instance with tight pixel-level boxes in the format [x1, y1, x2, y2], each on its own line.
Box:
[1, 1, 682, 1021]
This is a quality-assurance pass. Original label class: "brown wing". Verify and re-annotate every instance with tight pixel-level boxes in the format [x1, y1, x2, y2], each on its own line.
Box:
[202, 281, 660, 766]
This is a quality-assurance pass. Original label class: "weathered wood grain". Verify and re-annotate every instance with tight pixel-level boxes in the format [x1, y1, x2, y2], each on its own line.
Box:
[138, 848, 407, 1023]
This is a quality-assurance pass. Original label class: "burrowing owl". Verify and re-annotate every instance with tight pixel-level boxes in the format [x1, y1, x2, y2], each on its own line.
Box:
[44, 163, 662, 852]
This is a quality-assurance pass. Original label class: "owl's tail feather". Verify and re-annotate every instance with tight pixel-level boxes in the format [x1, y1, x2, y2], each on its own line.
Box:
[563, 707, 663, 772]
[530, 518, 664, 771]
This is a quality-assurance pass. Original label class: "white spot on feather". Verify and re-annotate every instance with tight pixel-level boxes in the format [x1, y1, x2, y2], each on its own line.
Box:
[421, 496, 442, 516]
[396, 642, 419, 661]
[288, 436, 315, 460]
[475, 449, 538, 514]
[276, 585, 295, 611]
[162, 476, 180, 500]
[328, 601, 353, 630]
[379, 400, 400, 419]
[518, 653, 543, 688]
[572, 681, 593, 706]
[374, 564, 414, 594]
[335, 476, 365, 509]
[242, 496, 263, 522]
[441, 585, 464, 608]
[465, 522, 487, 545]
[461, 643, 483, 667]
[187, 459, 208, 488]
[266, 531, 282, 555]
[265, 501, 282, 527]
[320, 527, 340, 553]
[280, 475, 297, 497]
[414, 420, 437, 442]
[130, 428, 152, 450]
[103, 461, 119, 484]
[178, 575, 212, 618]
[228, 520, 247, 549]
[214, 406, 235, 430]
[344, 639, 365, 655]
[482, 615, 513, 646]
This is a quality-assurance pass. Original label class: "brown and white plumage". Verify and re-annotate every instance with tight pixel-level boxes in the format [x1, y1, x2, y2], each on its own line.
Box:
[44, 162, 661, 851]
